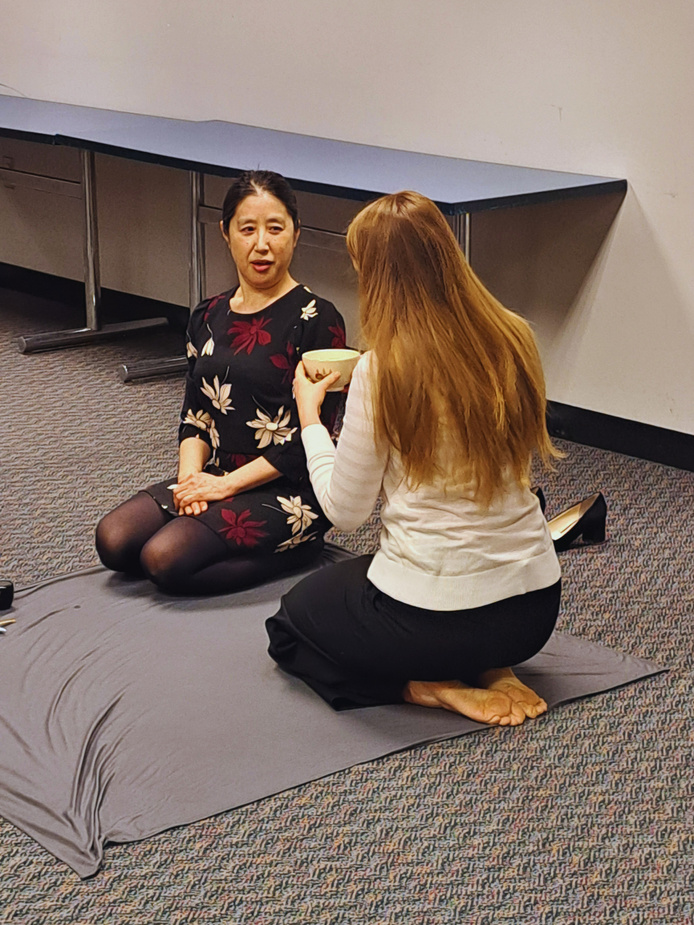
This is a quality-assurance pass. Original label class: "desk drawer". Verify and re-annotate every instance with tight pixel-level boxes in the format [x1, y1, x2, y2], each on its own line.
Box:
[0, 139, 82, 279]
[0, 137, 81, 183]
[0, 182, 83, 279]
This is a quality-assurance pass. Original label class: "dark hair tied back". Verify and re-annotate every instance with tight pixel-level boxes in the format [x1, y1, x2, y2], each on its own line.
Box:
[221, 170, 300, 233]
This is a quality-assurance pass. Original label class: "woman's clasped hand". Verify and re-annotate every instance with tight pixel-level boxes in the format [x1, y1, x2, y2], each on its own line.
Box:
[171, 471, 231, 514]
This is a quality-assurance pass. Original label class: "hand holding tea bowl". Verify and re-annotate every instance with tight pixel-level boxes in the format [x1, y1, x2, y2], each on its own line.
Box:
[301, 348, 361, 391]
[293, 350, 361, 427]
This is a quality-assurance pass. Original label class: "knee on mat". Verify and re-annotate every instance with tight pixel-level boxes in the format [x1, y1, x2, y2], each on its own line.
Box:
[139, 543, 190, 594]
[95, 514, 138, 572]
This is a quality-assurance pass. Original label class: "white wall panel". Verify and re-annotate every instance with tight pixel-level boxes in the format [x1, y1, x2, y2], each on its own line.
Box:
[2, 1, 693, 432]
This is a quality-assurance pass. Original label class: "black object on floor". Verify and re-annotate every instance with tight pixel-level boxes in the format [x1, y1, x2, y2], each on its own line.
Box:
[549, 491, 607, 551]
[531, 485, 547, 514]
[0, 580, 13, 611]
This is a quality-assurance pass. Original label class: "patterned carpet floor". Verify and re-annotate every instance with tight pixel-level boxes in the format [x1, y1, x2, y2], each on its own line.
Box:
[0, 289, 692, 924]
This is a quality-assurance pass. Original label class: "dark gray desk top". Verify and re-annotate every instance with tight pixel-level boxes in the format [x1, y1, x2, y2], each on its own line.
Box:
[0, 95, 626, 214]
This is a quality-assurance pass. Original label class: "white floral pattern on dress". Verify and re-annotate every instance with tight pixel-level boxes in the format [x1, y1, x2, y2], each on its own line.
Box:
[246, 406, 297, 449]
[208, 419, 220, 450]
[186, 340, 198, 359]
[300, 299, 318, 321]
[276, 531, 317, 553]
[277, 495, 318, 535]
[182, 409, 212, 431]
[201, 335, 214, 356]
[201, 376, 233, 414]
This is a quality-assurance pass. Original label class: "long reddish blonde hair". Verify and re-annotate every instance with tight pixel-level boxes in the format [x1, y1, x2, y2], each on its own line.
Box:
[345, 191, 559, 503]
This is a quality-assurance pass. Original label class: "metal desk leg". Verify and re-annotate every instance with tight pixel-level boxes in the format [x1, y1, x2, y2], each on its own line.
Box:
[16, 149, 169, 354]
[189, 170, 205, 309]
[452, 211, 471, 263]
[120, 169, 204, 381]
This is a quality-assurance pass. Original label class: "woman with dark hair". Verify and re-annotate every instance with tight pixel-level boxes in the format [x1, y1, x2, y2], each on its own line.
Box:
[266, 190, 562, 726]
[96, 170, 346, 594]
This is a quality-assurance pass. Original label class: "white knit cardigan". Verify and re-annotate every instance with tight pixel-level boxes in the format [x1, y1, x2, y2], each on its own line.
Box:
[302, 353, 561, 611]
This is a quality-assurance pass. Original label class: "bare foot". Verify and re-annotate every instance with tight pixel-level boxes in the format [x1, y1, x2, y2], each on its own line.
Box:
[478, 667, 547, 719]
[403, 679, 526, 726]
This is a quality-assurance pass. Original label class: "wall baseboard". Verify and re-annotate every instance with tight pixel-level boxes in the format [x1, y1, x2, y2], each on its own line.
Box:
[548, 401, 694, 473]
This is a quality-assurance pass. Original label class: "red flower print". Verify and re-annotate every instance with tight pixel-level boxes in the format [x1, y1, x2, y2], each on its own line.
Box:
[203, 294, 223, 322]
[228, 453, 253, 470]
[218, 509, 268, 546]
[269, 347, 297, 384]
[228, 317, 272, 355]
[329, 324, 346, 349]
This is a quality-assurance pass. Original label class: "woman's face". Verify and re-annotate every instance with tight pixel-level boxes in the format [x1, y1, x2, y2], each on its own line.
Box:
[221, 191, 299, 292]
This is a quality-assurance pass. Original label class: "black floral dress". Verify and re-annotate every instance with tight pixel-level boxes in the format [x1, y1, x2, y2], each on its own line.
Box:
[146, 284, 346, 557]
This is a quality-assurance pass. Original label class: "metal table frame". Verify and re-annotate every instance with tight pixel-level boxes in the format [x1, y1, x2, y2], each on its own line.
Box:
[0, 95, 626, 377]
[5, 148, 169, 353]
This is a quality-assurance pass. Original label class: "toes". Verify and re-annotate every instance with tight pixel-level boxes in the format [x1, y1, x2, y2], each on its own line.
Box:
[404, 680, 534, 727]
[489, 680, 547, 719]
[513, 699, 539, 719]
[519, 696, 547, 719]
[490, 699, 526, 727]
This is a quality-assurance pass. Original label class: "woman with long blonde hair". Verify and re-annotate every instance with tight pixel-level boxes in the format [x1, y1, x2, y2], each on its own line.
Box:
[266, 191, 561, 725]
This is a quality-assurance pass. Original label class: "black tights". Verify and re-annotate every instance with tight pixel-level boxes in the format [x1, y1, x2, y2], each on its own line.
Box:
[95, 492, 322, 595]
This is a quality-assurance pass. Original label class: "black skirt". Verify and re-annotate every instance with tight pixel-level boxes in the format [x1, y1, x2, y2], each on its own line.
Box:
[266, 555, 561, 710]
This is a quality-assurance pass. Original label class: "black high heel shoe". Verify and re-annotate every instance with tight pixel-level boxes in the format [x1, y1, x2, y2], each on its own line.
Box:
[548, 492, 607, 552]
[531, 486, 547, 514]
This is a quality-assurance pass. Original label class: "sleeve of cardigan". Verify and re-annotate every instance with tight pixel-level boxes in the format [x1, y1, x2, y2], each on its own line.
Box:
[301, 354, 388, 532]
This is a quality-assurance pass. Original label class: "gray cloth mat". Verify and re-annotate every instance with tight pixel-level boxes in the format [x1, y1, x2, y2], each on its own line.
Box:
[0, 546, 665, 878]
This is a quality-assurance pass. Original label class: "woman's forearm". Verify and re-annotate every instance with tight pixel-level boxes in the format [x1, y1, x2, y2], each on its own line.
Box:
[178, 438, 280, 497]
[296, 396, 322, 428]
[221, 455, 282, 496]
[300, 359, 386, 533]
[178, 436, 211, 479]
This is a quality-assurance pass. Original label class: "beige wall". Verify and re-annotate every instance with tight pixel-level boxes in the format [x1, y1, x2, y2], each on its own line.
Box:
[2, 1, 693, 434]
